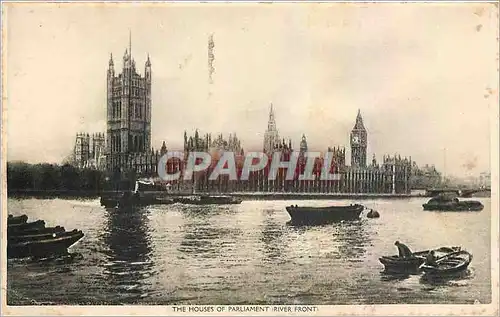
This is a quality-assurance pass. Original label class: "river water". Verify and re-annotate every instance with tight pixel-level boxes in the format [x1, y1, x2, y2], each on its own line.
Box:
[6, 197, 492, 305]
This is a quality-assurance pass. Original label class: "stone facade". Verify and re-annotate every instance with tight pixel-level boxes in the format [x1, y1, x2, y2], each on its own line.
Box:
[410, 163, 442, 189]
[350, 109, 367, 168]
[104, 41, 162, 176]
[73, 132, 106, 169]
[263, 104, 281, 155]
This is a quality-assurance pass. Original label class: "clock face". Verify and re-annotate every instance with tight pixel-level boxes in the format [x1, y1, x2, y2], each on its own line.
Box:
[352, 136, 360, 145]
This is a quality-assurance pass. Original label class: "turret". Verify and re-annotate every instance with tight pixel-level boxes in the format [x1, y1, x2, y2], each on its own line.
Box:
[299, 134, 308, 153]
[145, 53, 152, 83]
[108, 53, 114, 74]
[350, 109, 368, 168]
[160, 141, 167, 156]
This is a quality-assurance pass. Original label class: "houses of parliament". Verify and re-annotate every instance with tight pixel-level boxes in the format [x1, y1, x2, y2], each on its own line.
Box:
[72, 41, 418, 194]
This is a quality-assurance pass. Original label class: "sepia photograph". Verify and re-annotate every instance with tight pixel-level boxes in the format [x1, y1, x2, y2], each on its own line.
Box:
[2, 1, 499, 315]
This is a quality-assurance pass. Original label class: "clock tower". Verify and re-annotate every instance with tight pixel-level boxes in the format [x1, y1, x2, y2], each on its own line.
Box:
[350, 109, 367, 168]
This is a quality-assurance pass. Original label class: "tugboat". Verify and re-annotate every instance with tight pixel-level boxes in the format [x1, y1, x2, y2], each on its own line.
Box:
[100, 179, 175, 208]
[422, 194, 483, 211]
[285, 204, 364, 225]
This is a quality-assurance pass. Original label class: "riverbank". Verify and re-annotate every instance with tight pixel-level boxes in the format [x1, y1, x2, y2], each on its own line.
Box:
[230, 192, 422, 200]
[8, 189, 424, 200]
[7, 189, 101, 199]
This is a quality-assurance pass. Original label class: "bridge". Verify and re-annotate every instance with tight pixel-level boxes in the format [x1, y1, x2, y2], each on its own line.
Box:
[425, 188, 491, 198]
[460, 188, 491, 198]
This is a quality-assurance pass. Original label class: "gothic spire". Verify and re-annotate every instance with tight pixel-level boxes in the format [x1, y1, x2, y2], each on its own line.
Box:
[109, 53, 114, 66]
[353, 109, 366, 130]
[268, 103, 276, 126]
[129, 29, 132, 59]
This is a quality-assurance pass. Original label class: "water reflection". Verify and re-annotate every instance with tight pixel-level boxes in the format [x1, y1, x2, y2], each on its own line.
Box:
[282, 218, 371, 266]
[176, 204, 235, 219]
[101, 206, 154, 303]
[259, 215, 286, 264]
[419, 269, 473, 286]
[334, 220, 370, 260]
[177, 221, 241, 261]
[379, 271, 412, 282]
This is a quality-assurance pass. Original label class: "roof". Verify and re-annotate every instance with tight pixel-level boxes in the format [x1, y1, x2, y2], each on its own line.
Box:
[353, 109, 366, 130]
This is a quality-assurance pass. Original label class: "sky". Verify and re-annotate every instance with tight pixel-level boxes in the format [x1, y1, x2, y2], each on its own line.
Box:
[4, 3, 498, 177]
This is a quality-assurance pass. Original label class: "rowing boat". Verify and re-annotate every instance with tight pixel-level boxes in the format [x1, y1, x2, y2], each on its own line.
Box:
[379, 246, 461, 273]
[420, 250, 472, 276]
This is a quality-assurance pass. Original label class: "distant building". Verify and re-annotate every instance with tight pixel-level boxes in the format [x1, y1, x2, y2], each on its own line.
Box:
[350, 109, 367, 168]
[73, 132, 106, 169]
[479, 172, 491, 188]
[179, 108, 412, 194]
[184, 130, 244, 154]
[263, 104, 281, 155]
[299, 134, 308, 153]
[411, 163, 442, 189]
[327, 146, 347, 170]
[104, 39, 164, 177]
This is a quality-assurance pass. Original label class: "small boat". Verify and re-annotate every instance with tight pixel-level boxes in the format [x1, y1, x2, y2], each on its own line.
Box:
[367, 209, 380, 218]
[8, 214, 28, 225]
[379, 246, 461, 273]
[7, 220, 45, 232]
[101, 192, 175, 208]
[420, 250, 472, 276]
[285, 204, 364, 225]
[8, 229, 79, 243]
[7, 229, 84, 259]
[174, 195, 243, 205]
[422, 195, 483, 211]
[379, 255, 425, 273]
[8, 226, 66, 237]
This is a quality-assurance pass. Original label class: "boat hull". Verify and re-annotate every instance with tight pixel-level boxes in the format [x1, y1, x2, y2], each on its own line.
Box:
[379, 246, 461, 273]
[100, 194, 175, 208]
[7, 230, 84, 259]
[285, 204, 364, 225]
[8, 214, 28, 225]
[422, 201, 483, 211]
[8, 226, 66, 237]
[420, 251, 472, 276]
[7, 220, 46, 233]
[8, 229, 79, 243]
[379, 256, 425, 273]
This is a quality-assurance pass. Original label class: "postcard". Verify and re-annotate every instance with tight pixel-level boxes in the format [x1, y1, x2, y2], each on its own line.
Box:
[2, 2, 499, 316]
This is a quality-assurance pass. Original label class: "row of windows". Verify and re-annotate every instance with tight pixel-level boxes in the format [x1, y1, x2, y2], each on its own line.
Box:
[112, 101, 122, 119]
[111, 135, 122, 153]
[110, 134, 146, 153]
[131, 135, 145, 153]
[111, 100, 147, 119]
[111, 88, 149, 98]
